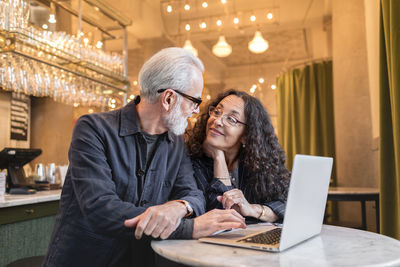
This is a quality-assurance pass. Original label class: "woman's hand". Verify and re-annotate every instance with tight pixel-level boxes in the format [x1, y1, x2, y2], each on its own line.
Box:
[192, 209, 246, 239]
[217, 189, 258, 218]
[202, 139, 224, 161]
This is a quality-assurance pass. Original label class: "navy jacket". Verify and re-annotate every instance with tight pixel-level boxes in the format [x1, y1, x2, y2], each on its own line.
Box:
[192, 156, 286, 220]
[43, 98, 205, 267]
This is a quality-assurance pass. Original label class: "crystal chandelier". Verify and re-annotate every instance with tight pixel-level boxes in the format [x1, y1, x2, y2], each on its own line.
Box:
[212, 35, 232, 57]
[248, 31, 269, 54]
[183, 40, 198, 57]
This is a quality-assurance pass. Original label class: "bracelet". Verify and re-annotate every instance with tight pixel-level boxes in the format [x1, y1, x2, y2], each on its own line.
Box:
[215, 176, 231, 180]
[258, 205, 266, 220]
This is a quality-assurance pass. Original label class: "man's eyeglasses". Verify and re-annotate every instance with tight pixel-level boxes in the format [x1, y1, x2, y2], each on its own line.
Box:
[208, 106, 246, 127]
[157, 89, 202, 109]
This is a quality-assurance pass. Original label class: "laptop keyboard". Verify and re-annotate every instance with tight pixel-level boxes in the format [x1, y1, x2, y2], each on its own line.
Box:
[238, 228, 282, 245]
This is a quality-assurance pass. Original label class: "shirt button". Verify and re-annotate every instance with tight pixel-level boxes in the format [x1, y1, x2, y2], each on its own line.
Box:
[137, 169, 145, 177]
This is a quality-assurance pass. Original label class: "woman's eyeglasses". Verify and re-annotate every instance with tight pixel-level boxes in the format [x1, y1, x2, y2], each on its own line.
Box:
[208, 106, 246, 127]
[157, 89, 202, 109]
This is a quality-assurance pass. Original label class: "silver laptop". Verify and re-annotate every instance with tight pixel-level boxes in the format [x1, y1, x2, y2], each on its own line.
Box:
[199, 154, 333, 252]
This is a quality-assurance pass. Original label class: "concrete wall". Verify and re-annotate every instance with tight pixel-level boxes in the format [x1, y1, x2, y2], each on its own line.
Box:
[332, 0, 379, 231]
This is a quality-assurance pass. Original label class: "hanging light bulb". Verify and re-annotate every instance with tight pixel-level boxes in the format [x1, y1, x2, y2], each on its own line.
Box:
[83, 38, 89, 46]
[184, 4, 190, 11]
[221, 0, 227, 3]
[216, 19, 222, 26]
[185, 24, 191, 31]
[250, 15, 256, 22]
[183, 40, 198, 57]
[167, 4, 172, 13]
[96, 41, 103, 49]
[258, 77, 264, 83]
[233, 17, 239, 24]
[212, 36, 232, 57]
[248, 31, 269, 54]
[200, 22, 207, 29]
[267, 12, 274, 20]
[48, 3, 56, 23]
[48, 14, 56, 24]
[202, 1, 208, 8]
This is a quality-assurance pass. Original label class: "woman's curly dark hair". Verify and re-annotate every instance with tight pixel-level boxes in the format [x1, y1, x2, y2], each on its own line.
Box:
[186, 89, 290, 202]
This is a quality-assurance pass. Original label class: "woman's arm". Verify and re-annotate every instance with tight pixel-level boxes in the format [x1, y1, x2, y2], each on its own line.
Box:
[217, 189, 280, 222]
[202, 141, 231, 186]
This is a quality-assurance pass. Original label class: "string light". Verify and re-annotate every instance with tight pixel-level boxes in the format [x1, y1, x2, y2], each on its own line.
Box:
[88, 109, 94, 113]
[73, 103, 79, 107]
[83, 38, 89, 46]
[267, 12, 273, 20]
[233, 17, 239, 24]
[200, 22, 207, 29]
[221, 0, 227, 4]
[202, 1, 208, 8]
[130, 94, 135, 99]
[133, 81, 138, 86]
[184, 4, 190, 11]
[42, 24, 48, 30]
[185, 24, 191, 31]
[216, 19, 222, 26]
[250, 15, 256, 22]
[206, 94, 211, 100]
[271, 84, 277, 90]
[259, 78, 264, 83]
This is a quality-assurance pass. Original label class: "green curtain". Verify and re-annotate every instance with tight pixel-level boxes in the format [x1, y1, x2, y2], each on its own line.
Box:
[276, 61, 336, 172]
[276, 61, 337, 222]
[380, 0, 400, 239]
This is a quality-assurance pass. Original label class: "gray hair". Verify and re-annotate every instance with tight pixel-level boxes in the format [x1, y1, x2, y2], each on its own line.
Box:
[138, 47, 204, 103]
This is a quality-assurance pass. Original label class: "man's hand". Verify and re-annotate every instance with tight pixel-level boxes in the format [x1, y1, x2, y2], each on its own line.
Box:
[192, 209, 246, 239]
[124, 201, 187, 240]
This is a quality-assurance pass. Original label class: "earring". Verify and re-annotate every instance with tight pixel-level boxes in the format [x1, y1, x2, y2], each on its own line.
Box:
[242, 143, 246, 148]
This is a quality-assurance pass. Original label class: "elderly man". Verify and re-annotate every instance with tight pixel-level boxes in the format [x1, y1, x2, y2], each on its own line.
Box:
[43, 48, 245, 267]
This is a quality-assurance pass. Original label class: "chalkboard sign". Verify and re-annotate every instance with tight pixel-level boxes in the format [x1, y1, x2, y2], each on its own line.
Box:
[10, 93, 29, 141]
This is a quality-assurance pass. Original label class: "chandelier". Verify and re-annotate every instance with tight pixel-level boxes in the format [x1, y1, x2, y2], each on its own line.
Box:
[212, 36, 232, 57]
[248, 31, 269, 54]
[183, 40, 198, 56]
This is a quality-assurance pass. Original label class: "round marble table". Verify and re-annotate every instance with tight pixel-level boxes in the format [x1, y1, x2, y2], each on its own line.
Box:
[151, 225, 400, 267]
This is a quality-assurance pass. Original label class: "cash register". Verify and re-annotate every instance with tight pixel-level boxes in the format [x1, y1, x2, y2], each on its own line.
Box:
[0, 147, 42, 194]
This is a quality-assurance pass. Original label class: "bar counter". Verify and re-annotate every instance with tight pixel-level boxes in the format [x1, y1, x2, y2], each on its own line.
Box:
[0, 190, 61, 266]
[0, 189, 61, 208]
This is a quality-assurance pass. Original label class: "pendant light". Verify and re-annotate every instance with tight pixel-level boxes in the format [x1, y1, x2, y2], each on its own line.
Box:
[183, 40, 198, 57]
[248, 31, 269, 54]
[212, 35, 232, 57]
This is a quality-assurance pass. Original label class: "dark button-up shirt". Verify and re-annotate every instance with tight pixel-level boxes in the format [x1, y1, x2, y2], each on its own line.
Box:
[192, 156, 286, 220]
[43, 98, 205, 267]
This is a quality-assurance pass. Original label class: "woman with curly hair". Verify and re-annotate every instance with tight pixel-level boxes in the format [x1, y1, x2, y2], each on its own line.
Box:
[186, 89, 290, 222]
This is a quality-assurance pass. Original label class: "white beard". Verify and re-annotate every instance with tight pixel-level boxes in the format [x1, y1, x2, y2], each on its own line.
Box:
[162, 101, 188, 135]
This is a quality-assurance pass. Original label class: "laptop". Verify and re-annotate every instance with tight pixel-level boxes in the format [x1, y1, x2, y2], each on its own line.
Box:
[199, 154, 333, 252]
